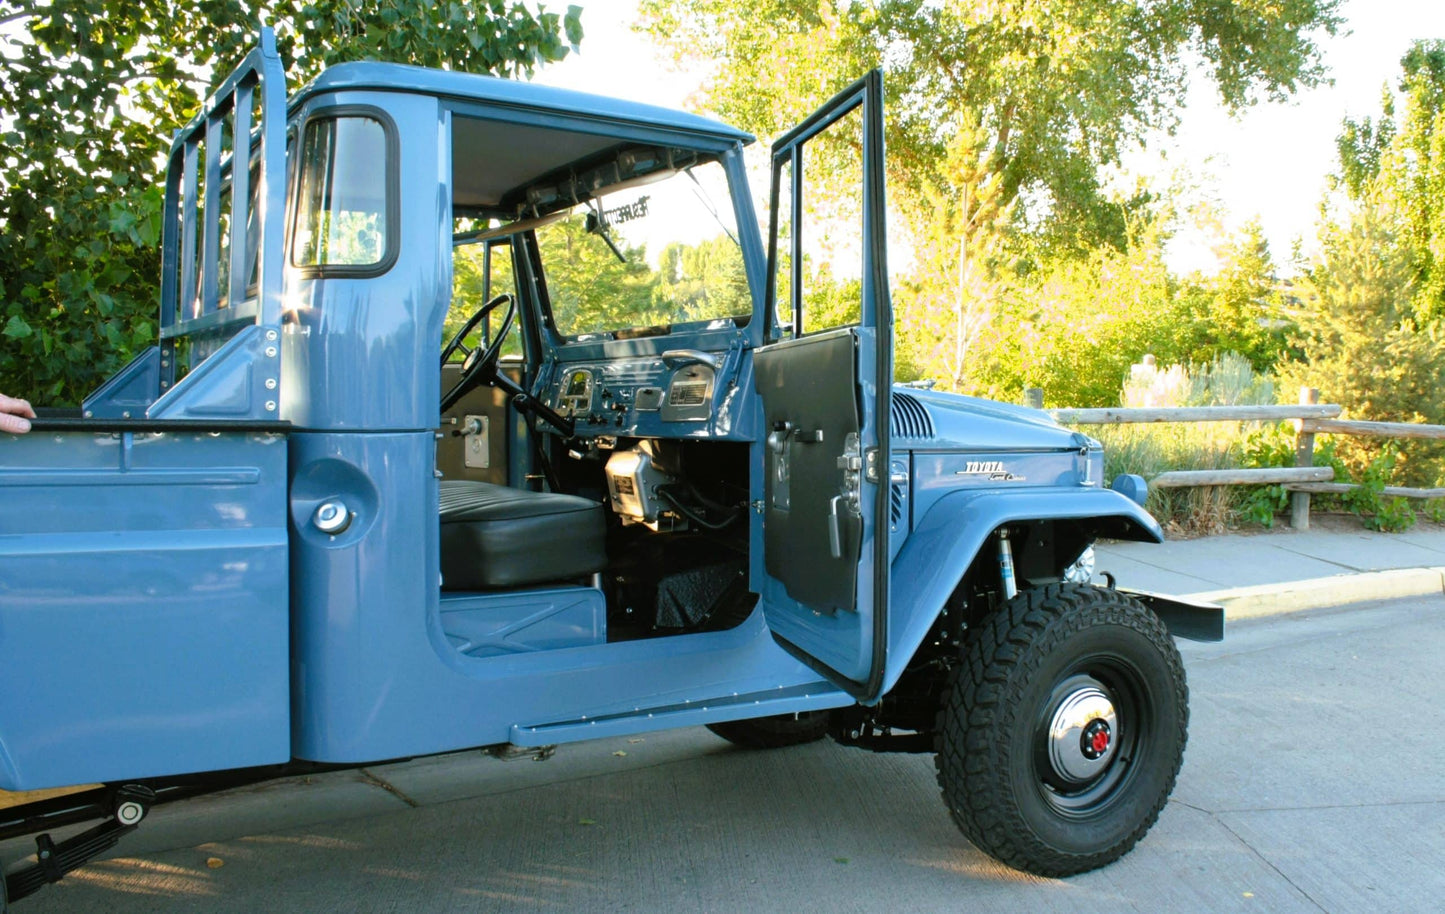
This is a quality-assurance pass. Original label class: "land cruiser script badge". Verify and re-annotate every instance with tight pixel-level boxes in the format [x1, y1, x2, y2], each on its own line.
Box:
[956, 461, 1025, 482]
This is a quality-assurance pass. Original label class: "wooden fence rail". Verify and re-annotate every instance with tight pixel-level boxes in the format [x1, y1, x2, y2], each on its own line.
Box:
[1049, 404, 1342, 425]
[1034, 385, 1445, 529]
[1150, 467, 1334, 489]
[1301, 418, 1445, 441]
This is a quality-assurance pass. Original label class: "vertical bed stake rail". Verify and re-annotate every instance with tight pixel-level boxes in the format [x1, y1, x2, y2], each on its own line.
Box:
[157, 27, 288, 346]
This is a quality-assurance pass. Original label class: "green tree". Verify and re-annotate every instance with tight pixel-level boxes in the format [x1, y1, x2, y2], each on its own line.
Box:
[536, 215, 662, 335]
[640, 0, 1339, 251]
[1337, 41, 1445, 321]
[892, 125, 1016, 387]
[1306, 40, 1445, 485]
[1279, 192, 1445, 483]
[980, 225, 1186, 407]
[654, 236, 752, 321]
[1, 1, 583, 404]
[640, 0, 1340, 391]
[1174, 220, 1288, 372]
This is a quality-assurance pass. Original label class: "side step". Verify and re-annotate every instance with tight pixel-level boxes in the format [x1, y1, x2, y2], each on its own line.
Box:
[4, 786, 154, 904]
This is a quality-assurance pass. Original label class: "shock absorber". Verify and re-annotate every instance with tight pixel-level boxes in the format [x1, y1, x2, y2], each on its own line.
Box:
[997, 528, 1018, 600]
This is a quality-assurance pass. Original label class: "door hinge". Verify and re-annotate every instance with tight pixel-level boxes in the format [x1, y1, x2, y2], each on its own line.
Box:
[864, 447, 881, 484]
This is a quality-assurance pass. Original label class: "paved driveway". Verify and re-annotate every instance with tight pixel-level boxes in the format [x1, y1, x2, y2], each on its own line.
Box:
[11, 597, 1444, 912]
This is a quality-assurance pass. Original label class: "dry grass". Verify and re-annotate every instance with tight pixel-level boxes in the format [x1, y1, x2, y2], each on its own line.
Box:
[1092, 421, 1260, 536]
[1084, 353, 1278, 535]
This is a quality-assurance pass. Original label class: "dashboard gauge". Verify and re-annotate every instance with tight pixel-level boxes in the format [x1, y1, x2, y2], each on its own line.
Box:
[558, 368, 593, 416]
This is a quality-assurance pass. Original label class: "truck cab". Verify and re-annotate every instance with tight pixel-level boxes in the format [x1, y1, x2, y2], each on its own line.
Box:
[0, 31, 1221, 898]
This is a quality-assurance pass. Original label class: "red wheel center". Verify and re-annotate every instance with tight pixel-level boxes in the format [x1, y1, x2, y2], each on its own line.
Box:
[1080, 719, 1112, 760]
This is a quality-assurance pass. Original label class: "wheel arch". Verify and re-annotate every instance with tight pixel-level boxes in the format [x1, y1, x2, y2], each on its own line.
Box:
[882, 487, 1163, 697]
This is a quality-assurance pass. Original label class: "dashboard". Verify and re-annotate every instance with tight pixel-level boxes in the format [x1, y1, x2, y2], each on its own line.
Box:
[548, 350, 733, 436]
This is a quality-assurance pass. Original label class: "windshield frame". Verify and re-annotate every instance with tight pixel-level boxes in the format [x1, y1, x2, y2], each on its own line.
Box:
[531, 148, 764, 355]
[533, 169, 750, 342]
[441, 98, 767, 359]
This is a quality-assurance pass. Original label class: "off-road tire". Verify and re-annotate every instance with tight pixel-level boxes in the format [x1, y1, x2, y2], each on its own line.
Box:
[934, 583, 1188, 877]
[707, 711, 830, 749]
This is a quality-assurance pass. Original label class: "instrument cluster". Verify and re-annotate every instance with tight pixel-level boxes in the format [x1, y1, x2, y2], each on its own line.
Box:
[550, 355, 719, 432]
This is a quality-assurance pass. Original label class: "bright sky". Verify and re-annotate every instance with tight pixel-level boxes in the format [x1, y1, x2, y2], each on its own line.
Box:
[537, 0, 1445, 276]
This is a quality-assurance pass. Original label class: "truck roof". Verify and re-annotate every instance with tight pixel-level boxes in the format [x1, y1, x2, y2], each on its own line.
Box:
[291, 61, 755, 146]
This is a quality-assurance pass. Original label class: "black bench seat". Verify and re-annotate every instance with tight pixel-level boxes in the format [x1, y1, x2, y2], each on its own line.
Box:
[439, 480, 607, 590]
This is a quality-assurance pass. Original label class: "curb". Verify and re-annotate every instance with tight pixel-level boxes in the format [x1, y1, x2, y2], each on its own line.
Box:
[1185, 567, 1445, 620]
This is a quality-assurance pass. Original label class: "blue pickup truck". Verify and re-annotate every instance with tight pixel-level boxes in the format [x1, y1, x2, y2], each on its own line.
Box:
[0, 29, 1222, 903]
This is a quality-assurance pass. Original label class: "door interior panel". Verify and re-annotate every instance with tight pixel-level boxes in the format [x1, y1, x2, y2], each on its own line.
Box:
[755, 328, 861, 612]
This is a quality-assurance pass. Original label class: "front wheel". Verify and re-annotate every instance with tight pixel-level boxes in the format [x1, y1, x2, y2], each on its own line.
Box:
[935, 583, 1188, 877]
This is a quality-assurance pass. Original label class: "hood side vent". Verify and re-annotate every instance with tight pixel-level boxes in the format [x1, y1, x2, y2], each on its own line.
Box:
[889, 481, 905, 526]
[891, 391, 935, 440]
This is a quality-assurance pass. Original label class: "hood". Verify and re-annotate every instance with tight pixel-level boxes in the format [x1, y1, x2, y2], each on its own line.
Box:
[892, 387, 1093, 452]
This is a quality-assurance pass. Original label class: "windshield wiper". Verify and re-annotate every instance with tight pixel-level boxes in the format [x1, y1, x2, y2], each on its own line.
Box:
[584, 205, 627, 264]
[685, 167, 741, 250]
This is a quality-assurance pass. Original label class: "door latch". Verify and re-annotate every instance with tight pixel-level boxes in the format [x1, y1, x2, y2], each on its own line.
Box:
[768, 421, 792, 510]
[828, 432, 863, 559]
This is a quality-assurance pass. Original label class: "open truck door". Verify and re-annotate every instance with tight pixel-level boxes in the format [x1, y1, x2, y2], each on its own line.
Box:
[756, 72, 892, 701]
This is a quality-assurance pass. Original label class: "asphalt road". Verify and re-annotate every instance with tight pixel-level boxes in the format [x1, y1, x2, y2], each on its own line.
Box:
[9, 596, 1443, 913]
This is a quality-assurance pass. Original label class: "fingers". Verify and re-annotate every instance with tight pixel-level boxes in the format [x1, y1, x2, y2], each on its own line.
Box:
[0, 394, 35, 418]
[0, 394, 36, 434]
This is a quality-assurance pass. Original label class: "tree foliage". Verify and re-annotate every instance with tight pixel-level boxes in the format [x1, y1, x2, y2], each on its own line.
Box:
[0, 0, 582, 404]
[655, 236, 752, 321]
[639, 0, 1340, 398]
[538, 215, 753, 337]
[1294, 40, 1445, 485]
[1174, 220, 1289, 372]
[956, 222, 1187, 407]
[539, 215, 663, 335]
[1278, 193, 1445, 484]
[641, 0, 1340, 250]
[1337, 40, 1445, 322]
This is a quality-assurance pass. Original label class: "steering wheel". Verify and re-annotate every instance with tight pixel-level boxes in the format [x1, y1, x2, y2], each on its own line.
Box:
[441, 293, 516, 413]
[439, 293, 576, 437]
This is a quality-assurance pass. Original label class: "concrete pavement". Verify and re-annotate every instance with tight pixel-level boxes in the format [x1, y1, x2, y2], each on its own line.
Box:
[1096, 516, 1445, 618]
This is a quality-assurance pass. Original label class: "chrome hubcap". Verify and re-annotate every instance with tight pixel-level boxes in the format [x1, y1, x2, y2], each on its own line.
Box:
[1046, 683, 1117, 784]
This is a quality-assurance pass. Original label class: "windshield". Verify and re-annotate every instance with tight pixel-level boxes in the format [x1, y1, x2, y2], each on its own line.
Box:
[534, 159, 751, 339]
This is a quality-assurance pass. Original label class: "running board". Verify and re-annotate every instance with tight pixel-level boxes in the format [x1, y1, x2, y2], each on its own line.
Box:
[510, 683, 846, 745]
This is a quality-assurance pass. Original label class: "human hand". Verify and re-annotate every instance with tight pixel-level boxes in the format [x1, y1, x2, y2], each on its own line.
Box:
[0, 393, 36, 434]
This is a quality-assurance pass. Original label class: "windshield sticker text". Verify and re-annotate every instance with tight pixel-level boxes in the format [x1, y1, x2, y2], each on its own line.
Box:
[603, 196, 650, 226]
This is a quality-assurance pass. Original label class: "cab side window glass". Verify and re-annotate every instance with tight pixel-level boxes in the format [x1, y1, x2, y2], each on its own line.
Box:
[292, 116, 390, 268]
[449, 238, 523, 361]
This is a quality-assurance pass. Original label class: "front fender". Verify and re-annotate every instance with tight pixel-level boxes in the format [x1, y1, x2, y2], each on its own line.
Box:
[883, 487, 1163, 696]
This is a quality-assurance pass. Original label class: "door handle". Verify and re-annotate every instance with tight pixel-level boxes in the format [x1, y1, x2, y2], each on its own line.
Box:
[828, 495, 845, 559]
[767, 421, 793, 455]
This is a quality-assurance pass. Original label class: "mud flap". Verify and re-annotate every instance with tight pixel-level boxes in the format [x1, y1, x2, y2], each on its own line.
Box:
[1120, 589, 1225, 642]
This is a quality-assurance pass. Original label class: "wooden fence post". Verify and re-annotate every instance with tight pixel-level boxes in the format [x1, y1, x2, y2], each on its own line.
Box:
[1024, 388, 1044, 410]
[1291, 387, 1320, 529]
